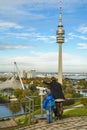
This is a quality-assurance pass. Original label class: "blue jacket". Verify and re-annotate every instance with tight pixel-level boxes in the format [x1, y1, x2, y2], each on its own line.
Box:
[43, 95, 55, 110]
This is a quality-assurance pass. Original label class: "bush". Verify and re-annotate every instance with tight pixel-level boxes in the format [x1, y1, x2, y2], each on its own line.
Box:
[0, 96, 9, 103]
[65, 93, 72, 98]
[80, 98, 87, 106]
[72, 92, 83, 98]
[63, 99, 75, 106]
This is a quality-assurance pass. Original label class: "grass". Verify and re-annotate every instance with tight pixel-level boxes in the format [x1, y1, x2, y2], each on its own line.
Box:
[63, 107, 87, 117]
[63, 101, 81, 109]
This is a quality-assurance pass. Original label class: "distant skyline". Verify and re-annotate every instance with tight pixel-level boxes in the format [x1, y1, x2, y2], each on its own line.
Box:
[0, 0, 87, 73]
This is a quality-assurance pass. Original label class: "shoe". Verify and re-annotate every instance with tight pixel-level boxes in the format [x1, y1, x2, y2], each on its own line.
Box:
[46, 121, 53, 123]
[55, 116, 58, 120]
[58, 115, 62, 120]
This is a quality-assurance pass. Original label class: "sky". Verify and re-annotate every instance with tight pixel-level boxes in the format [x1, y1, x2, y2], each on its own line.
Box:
[0, 0, 87, 73]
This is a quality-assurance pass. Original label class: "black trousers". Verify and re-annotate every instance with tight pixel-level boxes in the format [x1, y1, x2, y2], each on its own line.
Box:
[53, 102, 63, 119]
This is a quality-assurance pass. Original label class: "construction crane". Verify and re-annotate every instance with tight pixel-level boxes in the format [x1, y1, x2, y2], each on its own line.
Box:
[14, 61, 25, 90]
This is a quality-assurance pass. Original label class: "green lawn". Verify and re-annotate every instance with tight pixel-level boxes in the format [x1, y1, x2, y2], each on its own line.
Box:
[63, 107, 87, 117]
[63, 101, 81, 109]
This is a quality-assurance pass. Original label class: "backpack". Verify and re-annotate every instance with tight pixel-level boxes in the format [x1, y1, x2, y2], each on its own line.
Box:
[43, 95, 55, 110]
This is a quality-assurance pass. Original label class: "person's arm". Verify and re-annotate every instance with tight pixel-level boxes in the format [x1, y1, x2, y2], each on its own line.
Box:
[43, 81, 51, 85]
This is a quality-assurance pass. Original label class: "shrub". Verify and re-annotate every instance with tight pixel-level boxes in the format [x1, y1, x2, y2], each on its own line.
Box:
[72, 92, 83, 98]
[65, 93, 72, 98]
[63, 99, 75, 106]
[80, 98, 87, 106]
[0, 96, 9, 103]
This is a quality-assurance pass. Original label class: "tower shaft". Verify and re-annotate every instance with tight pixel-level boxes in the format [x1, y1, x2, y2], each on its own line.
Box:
[58, 43, 62, 84]
[56, 0, 65, 84]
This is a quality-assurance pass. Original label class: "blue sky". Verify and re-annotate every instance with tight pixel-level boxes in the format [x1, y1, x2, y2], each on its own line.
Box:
[0, 0, 87, 73]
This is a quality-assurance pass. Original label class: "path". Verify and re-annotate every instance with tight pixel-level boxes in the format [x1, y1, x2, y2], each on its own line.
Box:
[18, 116, 87, 130]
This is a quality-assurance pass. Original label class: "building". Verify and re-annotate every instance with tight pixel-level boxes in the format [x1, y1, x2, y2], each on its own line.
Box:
[27, 70, 36, 79]
[20, 70, 27, 79]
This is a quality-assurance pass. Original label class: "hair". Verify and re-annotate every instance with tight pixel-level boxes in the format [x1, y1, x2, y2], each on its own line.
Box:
[51, 77, 56, 81]
[46, 85, 50, 89]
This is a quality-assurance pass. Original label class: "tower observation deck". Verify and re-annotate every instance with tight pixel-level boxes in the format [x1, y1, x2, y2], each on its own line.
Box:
[56, 0, 65, 84]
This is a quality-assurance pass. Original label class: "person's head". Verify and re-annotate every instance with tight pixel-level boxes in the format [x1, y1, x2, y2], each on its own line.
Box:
[51, 77, 56, 82]
[46, 85, 51, 95]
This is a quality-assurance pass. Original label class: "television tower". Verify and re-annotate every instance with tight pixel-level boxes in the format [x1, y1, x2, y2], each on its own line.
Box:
[56, 0, 65, 84]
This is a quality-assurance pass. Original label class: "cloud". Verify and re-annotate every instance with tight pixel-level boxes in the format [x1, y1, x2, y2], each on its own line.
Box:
[4, 30, 56, 43]
[0, 44, 35, 50]
[68, 33, 87, 40]
[0, 1, 47, 22]
[0, 21, 22, 30]
[35, 35, 56, 43]
[63, 65, 87, 72]
[0, 21, 56, 43]
[77, 25, 87, 34]
[77, 43, 87, 49]
[0, 52, 58, 72]
[63, 53, 87, 65]
[0, 0, 86, 22]
[0, 51, 87, 72]
[63, 53, 87, 72]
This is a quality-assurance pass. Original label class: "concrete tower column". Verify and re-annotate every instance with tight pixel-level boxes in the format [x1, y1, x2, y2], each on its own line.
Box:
[58, 43, 62, 84]
[56, 0, 65, 84]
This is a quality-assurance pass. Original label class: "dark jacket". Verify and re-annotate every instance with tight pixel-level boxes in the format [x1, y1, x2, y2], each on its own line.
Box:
[43, 80, 65, 100]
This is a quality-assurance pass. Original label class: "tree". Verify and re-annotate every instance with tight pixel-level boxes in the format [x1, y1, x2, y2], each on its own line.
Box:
[14, 88, 23, 99]
[65, 86, 74, 94]
[8, 103, 21, 118]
